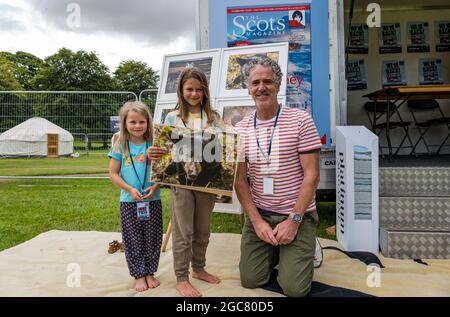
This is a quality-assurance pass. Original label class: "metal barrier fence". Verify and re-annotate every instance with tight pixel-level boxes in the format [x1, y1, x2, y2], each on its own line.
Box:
[0, 90, 157, 157]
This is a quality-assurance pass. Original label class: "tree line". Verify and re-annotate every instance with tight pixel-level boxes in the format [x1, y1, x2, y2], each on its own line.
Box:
[0, 48, 159, 95]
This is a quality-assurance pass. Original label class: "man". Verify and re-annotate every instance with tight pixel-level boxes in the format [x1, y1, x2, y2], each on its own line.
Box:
[234, 57, 321, 297]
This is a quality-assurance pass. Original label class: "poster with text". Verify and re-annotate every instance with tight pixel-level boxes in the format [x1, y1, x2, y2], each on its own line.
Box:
[379, 23, 402, 54]
[347, 24, 369, 54]
[227, 4, 312, 112]
[419, 59, 443, 85]
[407, 22, 430, 53]
[382, 60, 407, 87]
[435, 21, 450, 52]
[346, 59, 367, 90]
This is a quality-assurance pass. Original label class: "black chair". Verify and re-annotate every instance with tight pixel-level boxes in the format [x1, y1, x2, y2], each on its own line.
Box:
[408, 99, 450, 155]
[364, 101, 414, 157]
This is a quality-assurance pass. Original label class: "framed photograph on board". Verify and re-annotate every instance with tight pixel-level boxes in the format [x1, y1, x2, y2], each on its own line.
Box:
[214, 191, 241, 214]
[158, 49, 221, 100]
[218, 42, 289, 98]
[215, 96, 286, 129]
[153, 102, 177, 125]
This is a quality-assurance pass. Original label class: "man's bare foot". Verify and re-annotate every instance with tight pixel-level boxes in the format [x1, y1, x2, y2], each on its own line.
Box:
[192, 270, 221, 284]
[176, 281, 202, 297]
[145, 275, 160, 288]
[135, 277, 148, 292]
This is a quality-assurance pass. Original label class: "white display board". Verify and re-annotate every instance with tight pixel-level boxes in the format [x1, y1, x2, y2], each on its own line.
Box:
[155, 43, 290, 215]
[336, 126, 379, 254]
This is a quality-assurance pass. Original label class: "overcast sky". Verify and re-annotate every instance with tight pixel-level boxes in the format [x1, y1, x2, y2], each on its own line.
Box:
[0, 0, 198, 73]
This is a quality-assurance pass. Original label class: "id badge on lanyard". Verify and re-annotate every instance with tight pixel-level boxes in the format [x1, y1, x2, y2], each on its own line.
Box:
[136, 201, 150, 220]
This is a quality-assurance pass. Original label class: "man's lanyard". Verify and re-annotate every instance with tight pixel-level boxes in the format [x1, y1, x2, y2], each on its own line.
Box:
[127, 140, 149, 193]
[182, 108, 203, 129]
[253, 105, 281, 162]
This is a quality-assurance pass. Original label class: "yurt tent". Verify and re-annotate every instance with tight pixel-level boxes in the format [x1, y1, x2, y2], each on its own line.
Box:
[0, 117, 73, 157]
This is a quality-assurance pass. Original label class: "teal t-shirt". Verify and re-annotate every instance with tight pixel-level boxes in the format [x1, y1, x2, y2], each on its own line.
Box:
[108, 140, 161, 202]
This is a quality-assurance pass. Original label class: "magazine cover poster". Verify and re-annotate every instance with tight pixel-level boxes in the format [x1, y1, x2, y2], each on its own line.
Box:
[379, 23, 402, 54]
[346, 59, 367, 90]
[346, 24, 369, 54]
[419, 58, 443, 85]
[150, 125, 237, 196]
[382, 60, 407, 87]
[407, 22, 430, 53]
[435, 21, 450, 52]
[226, 4, 312, 112]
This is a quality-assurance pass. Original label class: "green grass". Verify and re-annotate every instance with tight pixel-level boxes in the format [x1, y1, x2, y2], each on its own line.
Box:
[0, 179, 336, 252]
[0, 154, 109, 176]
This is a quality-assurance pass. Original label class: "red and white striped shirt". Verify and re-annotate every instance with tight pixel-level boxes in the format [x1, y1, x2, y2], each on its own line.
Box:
[234, 105, 322, 214]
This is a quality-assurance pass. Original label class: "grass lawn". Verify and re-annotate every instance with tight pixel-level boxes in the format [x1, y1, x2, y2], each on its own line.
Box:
[0, 179, 336, 252]
[0, 153, 109, 176]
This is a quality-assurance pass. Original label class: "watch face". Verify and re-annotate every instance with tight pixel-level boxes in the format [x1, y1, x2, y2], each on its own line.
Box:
[291, 213, 302, 223]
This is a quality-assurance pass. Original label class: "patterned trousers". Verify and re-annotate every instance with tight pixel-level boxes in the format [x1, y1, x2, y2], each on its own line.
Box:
[120, 200, 163, 279]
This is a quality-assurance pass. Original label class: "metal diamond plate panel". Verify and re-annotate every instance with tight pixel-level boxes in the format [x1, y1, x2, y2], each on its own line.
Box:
[380, 197, 450, 231]
[380, 167, 450, 197]
[380, 228, 450, 259]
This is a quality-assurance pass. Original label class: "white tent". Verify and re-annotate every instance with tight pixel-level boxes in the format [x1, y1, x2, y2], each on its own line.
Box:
[0, 117, 73, 157]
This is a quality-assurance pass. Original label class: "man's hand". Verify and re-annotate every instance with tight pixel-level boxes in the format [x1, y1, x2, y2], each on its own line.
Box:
[252, 218, 279, 246]
[273, 219, 300, 245]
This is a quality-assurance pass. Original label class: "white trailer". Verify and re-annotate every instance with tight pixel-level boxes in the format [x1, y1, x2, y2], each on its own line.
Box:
[195, 0, 348, 193]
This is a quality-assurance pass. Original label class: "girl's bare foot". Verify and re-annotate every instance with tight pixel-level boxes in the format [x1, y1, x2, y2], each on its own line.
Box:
[176, 281, 202, 297]
[192, 270, 221, 284]
[146, 275, 161, 288]
[135, 277, 148, 292]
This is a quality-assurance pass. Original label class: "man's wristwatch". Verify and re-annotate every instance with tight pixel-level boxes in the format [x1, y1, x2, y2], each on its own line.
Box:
[289, 212, 303, 224]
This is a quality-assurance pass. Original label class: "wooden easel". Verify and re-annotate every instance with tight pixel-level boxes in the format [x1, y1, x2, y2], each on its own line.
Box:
[160, 221, 172, 252]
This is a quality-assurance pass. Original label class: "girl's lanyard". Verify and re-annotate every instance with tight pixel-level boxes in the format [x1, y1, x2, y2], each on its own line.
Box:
[253, 105, 281, 195]
[182, 109, 203, 129]
[128, 140, 150, 220]
[127, 140, 149, 195]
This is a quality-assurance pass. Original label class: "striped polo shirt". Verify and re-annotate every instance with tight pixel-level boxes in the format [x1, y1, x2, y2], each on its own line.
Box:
[234, 105, 322, 214]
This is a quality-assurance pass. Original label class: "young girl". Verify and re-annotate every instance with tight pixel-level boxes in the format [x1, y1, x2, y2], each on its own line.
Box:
[108, 101, 162, 292]
[148, 67, 223, 297]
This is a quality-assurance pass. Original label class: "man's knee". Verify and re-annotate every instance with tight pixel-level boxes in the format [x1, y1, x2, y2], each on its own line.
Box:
[240, 270, 268, 289]
[281, 282, 311, 297]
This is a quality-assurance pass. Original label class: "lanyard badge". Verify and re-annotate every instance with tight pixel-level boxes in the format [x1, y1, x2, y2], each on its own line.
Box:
[136, 201, 150, 220]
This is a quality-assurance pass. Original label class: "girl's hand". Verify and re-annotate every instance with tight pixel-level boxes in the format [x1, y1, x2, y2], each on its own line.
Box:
[142, 185, 159, 200]
[129, 188, 143, 201]
[147, 146, 166, 161]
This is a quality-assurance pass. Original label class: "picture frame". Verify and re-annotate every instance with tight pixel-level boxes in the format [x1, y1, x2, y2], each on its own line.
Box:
[215, 96, 287, 128]
[153, 101, 177, 125]
[213, 191, 242, 214]
[218, 42, 289, 98]
[216, 98, 256, 128]
[158, 49, 221, 100]
[151, 124, 238, 197]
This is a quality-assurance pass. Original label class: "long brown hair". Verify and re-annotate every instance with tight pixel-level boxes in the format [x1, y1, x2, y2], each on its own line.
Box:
[175, 67, 217, 124]
[113, 101, 153, 158]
